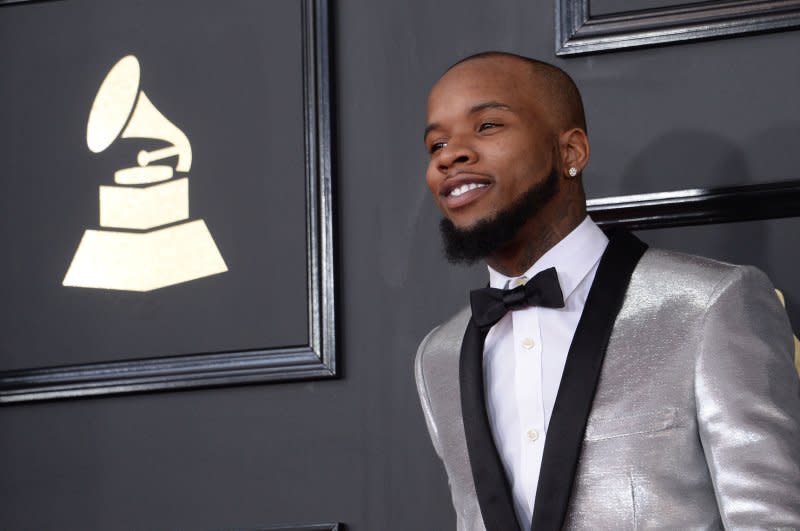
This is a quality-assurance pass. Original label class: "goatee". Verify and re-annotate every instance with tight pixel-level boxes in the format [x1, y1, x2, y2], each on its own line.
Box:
[439, 168, 560, 264]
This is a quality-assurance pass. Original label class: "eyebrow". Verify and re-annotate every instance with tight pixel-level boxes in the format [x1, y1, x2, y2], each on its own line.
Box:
[470, 101, 511, 114]
[423, 101, 512, 141]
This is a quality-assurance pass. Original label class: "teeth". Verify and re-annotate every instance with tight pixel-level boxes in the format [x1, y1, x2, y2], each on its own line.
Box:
[449, 183, 487, 197]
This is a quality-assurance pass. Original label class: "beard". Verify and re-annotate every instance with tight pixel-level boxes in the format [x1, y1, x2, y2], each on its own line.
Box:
[439, 167, 560, 265]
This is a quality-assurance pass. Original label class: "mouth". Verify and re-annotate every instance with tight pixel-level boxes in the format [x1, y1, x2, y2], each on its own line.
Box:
[441, 173, 492, 209]
[449, 182, 489, 197]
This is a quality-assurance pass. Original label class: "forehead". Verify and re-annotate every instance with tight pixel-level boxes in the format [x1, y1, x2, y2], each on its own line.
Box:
[427, 58, 538, 118]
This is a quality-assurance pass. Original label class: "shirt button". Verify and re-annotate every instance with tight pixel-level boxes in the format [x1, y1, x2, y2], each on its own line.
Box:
[527, 429, 539, 442]
[511, 276, 528, 288]
[521, 337, 535, 349]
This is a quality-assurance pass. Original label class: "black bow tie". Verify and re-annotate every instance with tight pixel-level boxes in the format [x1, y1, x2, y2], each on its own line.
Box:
[470, 267, 565, 329]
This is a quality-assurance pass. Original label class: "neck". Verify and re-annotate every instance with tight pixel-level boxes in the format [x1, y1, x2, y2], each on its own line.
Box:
[486, 200, 586, 277]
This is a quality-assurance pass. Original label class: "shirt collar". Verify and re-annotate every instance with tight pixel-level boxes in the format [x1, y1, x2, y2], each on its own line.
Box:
[487, 216, 609, 300]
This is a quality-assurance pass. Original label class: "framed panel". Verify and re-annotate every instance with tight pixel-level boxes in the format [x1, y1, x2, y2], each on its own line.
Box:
[556, 0, 800, 56]
[0, 0, 336, 402]
[587, 180, 800, 230]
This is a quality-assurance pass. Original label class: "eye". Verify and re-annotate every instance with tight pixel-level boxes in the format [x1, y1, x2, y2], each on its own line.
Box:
[478, 122, 501, 132]
[429, 141, 447, 154]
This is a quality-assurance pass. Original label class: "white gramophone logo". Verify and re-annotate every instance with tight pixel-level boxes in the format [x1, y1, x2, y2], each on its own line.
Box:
[63, 55, 228, 292]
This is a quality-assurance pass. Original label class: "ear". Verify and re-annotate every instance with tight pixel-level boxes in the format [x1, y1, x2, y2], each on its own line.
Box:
[559, 128, 590, 178]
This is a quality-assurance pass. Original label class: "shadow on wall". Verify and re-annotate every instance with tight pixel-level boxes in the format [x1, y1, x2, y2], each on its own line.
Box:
[623, 127, 767, 260]
[621, 128, 753, 193]
[748, 123, 800, 185]
[621, 126, 800, 335]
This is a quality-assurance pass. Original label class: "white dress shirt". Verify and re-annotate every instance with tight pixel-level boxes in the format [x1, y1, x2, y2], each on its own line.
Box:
[483, 216, 609, 529]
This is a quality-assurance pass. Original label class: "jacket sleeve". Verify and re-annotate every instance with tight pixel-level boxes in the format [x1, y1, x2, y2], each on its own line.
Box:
[695, 265, 800, 528]
[415, 326, 444, 459]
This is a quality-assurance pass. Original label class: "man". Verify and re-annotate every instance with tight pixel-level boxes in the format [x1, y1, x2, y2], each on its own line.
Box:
[415, 51, 800, 531]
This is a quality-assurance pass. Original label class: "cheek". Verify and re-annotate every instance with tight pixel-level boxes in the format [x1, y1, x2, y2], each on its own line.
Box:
[425, 162, 439, 195]
[489, 139, 551, 187]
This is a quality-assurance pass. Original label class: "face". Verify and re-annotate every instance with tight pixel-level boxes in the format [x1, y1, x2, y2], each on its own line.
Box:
[424, 58, 561, 230]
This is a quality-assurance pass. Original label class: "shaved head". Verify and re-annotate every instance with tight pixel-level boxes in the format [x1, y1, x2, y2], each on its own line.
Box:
[447, 51, 587, 134]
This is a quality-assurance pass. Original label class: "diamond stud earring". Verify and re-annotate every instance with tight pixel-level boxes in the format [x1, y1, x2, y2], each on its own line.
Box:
[568, 167, 578, 177]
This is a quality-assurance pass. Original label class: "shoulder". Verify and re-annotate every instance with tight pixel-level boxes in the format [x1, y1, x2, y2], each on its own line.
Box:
[634, 247, 792, 350]
[415, 306, 471, 366]
[637, 247, 740, 282]
[414, 306, 471, 388]
[633, 247, 775, 301]
[619, 246, 788, 344]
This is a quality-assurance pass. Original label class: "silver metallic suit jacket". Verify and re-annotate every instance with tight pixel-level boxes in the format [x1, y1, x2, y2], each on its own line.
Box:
[415, 232, 800, 531]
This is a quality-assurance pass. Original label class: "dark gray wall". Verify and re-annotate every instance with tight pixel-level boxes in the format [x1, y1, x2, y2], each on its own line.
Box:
[1, 1, 798, 530]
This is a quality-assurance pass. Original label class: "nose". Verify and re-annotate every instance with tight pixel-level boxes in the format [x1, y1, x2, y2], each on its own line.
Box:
[437, 138, 477, 172]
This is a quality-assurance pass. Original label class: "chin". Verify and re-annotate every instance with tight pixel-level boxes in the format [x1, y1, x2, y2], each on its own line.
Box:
[447, 210, 495, 231]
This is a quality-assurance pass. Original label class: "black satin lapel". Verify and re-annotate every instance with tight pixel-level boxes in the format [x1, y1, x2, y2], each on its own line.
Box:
[459, 317, 521, 531]
[531, 231, 648, 531]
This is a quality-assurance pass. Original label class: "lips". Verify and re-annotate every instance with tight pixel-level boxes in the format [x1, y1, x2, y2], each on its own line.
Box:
[440, 173, 493, 209]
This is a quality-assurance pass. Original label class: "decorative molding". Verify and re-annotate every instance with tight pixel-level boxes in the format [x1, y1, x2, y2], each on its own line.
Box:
[0, 0, 336, 403]
[587, 180, 800, 230]
[0, 0, 60, 5]
[556, 0, 800, 56]
[259, 524, 341, 531]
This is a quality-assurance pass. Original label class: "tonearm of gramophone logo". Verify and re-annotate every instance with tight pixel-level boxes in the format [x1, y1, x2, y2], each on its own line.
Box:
[63, 55, 228, 292]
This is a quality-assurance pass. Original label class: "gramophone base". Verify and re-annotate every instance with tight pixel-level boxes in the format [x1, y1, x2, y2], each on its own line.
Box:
[63, 219, 228, 292]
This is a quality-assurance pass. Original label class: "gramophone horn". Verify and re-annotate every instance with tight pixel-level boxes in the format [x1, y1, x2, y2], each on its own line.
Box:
[86, 55, 141, 154]
[85, 55, 192, 172]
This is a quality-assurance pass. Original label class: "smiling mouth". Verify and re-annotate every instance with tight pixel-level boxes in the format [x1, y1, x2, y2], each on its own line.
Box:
[448, 182, 489, 198]
[441, 176, 493, 210]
